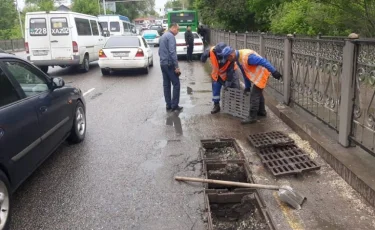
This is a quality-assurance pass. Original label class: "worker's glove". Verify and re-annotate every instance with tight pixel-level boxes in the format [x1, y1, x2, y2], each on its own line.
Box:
[272, 71, 282, 80]
[243, 88, 251, 95]
[217, 77, 225, 86]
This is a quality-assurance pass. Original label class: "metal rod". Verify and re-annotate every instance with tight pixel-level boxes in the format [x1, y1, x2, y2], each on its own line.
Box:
[15, 0, 24, 38]
[103, 0, 106, 15]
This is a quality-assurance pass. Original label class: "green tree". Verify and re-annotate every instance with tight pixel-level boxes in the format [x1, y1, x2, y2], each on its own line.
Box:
[0, 0, 17, 39]
[26, 0, 55, 11]
[72, 0, 100, 15]
[115, 0, 155, 20]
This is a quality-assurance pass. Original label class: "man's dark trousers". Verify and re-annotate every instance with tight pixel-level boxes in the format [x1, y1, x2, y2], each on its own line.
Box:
[187, 43, 194, 61]
[161, 64, 180, 109]
[249, 85, 266, 119]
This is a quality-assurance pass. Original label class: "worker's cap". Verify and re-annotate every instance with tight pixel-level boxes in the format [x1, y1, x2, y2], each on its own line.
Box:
[214, 42, 228, 54]
[217, 46, 234, 62]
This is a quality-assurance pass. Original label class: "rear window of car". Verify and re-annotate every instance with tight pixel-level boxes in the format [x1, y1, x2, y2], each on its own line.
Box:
[175, 33, 199, 39]
[105, 37, 141, 47]
[51, 17, 69, 36]
[142, 30, 158, 35]
[110, 22, 120, 32]
[29, 18, 47, 36]
[75, 18, 92, 36]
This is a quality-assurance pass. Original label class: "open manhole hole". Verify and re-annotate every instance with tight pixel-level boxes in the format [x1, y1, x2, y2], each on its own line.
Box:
[201, 139, 244, 161]
[204, 162, 251, 190]
[205, 191, 273, 230]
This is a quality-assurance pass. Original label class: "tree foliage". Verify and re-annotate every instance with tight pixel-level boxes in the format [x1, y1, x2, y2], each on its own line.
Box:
[72, 0, 100, 15]
[0, 0, 18, 39]
[195, 0, 375, 37]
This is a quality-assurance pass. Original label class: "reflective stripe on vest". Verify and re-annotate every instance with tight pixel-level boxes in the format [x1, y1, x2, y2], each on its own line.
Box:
[209, 47, 235, 81]
[239, 49, 270, 89]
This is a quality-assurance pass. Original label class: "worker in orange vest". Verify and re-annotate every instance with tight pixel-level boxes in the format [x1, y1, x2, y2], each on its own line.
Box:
[220, 46, 282, 124]
[201, 42, 241, 114]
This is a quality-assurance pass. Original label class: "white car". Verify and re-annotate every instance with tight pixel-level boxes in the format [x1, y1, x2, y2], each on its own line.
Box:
[175, 32, 204, 57]
[142, 30, 160, 46]
[98, 36, 153, 75]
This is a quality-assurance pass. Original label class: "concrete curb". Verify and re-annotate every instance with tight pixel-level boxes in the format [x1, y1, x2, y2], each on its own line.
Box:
[263, 90, 375, 207]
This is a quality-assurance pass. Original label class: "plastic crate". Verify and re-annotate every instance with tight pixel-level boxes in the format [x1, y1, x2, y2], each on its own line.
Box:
[221, 88, 250, 119]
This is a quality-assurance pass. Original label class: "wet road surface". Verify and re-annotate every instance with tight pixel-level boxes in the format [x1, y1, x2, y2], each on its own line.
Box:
[11, 49, 375, 230]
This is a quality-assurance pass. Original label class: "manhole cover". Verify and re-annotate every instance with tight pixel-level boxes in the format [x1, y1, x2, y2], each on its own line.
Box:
[258, 145, 320, 177]
[248, 131, 295, 148]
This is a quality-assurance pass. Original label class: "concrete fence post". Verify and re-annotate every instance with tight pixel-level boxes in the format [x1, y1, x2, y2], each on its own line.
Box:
[228, 31, 231, 46]
[338, 33, 359, 147]
[283, 34, 294, 105]
[244, 31, 248, 49]
[234, 31, 238, 49]
[11, 40, 15, 51]
[259, 32, 265, 57]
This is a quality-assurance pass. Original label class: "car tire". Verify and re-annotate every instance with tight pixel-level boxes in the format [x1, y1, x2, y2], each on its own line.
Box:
[0, 171, 11, 230]
[144, 65, 149, 74]
[80, 55, 90, 73]
[68, 102, 86, 144]
[149, 57, 153, 67]
[39, 66, 48, 74]
[101, 68, 110, 76]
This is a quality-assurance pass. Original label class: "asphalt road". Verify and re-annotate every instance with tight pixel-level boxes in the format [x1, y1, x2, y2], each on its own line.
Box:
[11, 48, 206, 230]
[11, 49, 375, 230]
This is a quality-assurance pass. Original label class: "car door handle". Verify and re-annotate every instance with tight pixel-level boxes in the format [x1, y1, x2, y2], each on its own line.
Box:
[40, 106, 48, 113]
[51, 40, 58, 43]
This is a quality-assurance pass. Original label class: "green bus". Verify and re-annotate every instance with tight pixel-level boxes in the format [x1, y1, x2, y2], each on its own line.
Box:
[167, 10, 198, 32]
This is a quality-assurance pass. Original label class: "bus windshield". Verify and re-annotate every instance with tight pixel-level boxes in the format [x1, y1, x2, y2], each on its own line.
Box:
[168, 11, 198, 32]
[170, 12, 194, 23]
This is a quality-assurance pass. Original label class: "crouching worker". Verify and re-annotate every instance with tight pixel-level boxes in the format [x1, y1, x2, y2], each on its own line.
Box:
[201, 42, 240, 114]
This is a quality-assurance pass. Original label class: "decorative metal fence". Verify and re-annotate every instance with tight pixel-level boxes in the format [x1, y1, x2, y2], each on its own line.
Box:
[209, 29, 375, 156]
[0, 39, 25, 51]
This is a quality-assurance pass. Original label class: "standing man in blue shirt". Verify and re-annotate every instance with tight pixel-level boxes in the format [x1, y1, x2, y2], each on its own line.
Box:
[159, 23, 183, 113]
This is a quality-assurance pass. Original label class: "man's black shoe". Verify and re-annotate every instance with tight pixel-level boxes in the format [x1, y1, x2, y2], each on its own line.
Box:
[241, 118, 257, 125]
[173, 106, 183, 112]
[211, 104, 221, 114]
[166, 107, 172, 112]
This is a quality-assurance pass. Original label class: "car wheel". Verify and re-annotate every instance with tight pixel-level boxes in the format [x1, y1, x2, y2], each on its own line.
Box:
[68, 102, 86, 144]
[101, 68, 110, 76]
[144, 65, 149, 74]
[149, 57, 153, 67]
[39, 66, 49, 73]
[80, 55, 90, 73]
[0, 171, 11, 230]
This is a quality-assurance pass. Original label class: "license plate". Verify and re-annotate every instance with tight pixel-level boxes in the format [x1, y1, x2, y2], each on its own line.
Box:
[113, 53, 129, 57]
[33, 50, 48, 56]
[147, 40, 153, 42]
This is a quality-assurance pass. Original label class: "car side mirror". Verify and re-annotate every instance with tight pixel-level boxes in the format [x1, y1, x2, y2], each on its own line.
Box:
[102, 31, 110, 37]
[52, 77, 65, 89]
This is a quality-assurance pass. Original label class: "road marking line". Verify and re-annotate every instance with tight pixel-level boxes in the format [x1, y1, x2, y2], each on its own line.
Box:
[83, 88, 95, 96]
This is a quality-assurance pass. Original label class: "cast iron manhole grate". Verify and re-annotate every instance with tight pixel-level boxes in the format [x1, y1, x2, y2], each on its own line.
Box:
[248, 131, 295, 148]
[258, 144, 321, 177]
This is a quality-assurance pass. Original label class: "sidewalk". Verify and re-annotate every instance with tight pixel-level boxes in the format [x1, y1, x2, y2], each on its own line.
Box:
[168, 60, 375, 229]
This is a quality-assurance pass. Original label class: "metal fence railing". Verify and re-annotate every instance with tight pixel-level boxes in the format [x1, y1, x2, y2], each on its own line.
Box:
[209, 29, 375, 157]
[0, 39, 25, 51]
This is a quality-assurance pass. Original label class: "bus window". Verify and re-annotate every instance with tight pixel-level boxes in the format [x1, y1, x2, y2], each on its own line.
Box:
[110, 21, 120, 32]
[51, 17, 69, 36]
[170, 13, 194, 23]
[123, 22, 130, 32]
[29, 18, 47, 36]
[90, 20, 99, 36]
[75, 18, 92, 36]
[99, 22, 108, 31]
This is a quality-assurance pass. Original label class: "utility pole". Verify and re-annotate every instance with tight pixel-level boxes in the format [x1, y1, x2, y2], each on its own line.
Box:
[103, 0, 107, 15]
[15, 0, 24, 38]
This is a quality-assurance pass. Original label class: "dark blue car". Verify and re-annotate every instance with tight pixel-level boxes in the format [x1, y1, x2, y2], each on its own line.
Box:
[0, 53, 86, 229]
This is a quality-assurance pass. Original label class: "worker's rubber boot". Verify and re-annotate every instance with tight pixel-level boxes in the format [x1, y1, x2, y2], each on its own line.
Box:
[211, 104, 221, 114]
[257, 111, 267, 118]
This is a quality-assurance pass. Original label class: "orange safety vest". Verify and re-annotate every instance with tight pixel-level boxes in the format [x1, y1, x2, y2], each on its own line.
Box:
[209, 47, 238, 82]
[238, 49, 270, 89]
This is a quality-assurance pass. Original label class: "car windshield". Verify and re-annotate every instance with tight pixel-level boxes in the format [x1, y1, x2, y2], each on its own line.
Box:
[105, 36, 140, 48]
